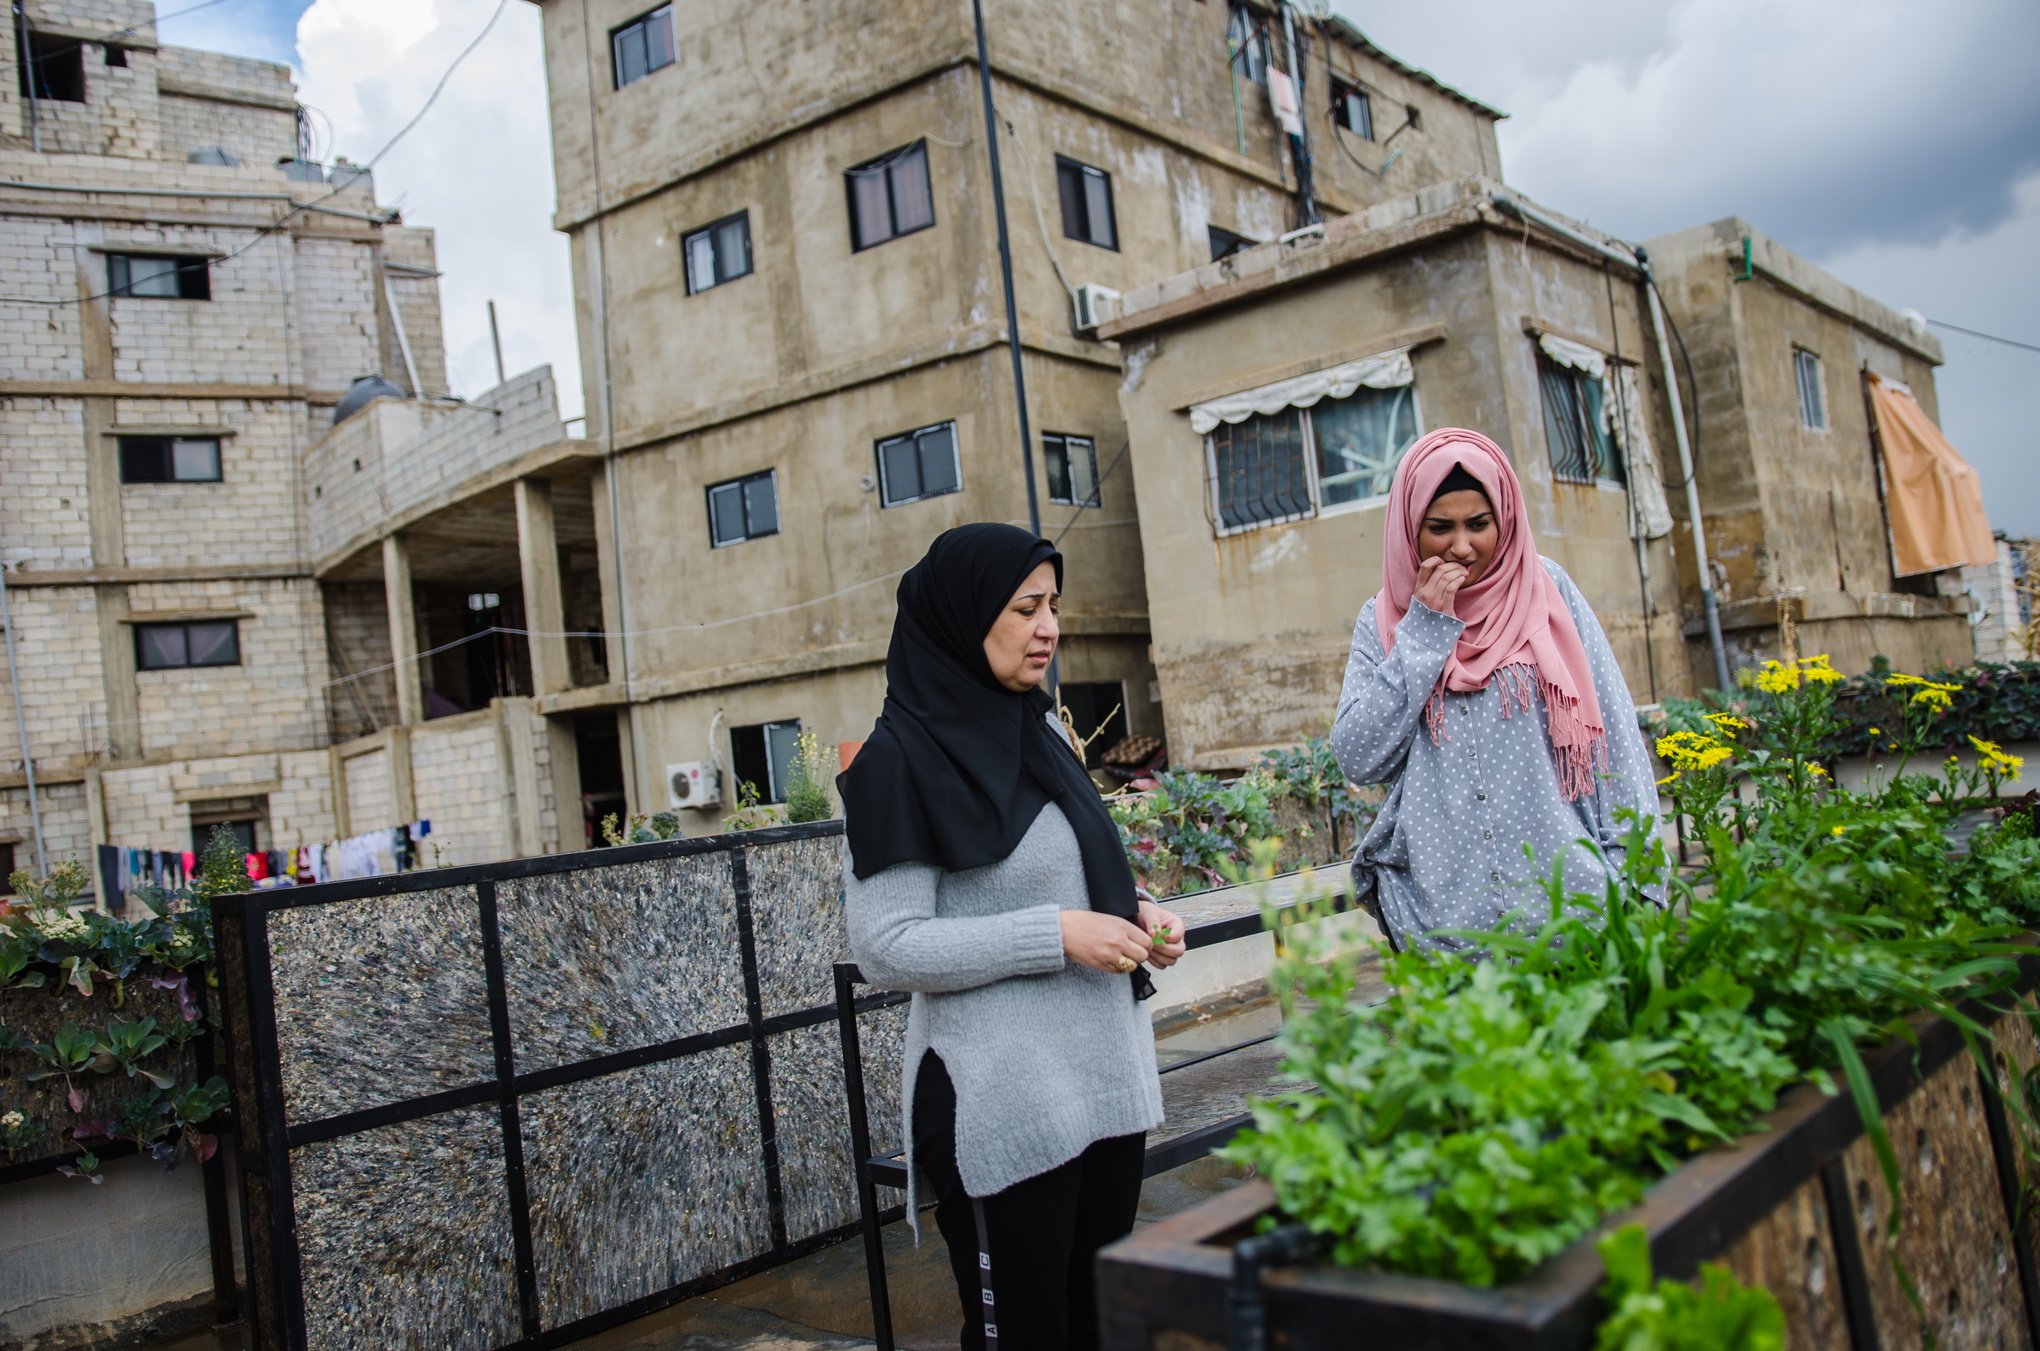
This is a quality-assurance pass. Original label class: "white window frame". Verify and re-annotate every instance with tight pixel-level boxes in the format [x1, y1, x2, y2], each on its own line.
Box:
[1204, 388, 1424, 537]
[1794, 347, 1827, 431]
[875, 421, 962, 507]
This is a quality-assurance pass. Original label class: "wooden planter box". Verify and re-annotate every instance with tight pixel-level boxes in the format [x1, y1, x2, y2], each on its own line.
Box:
[1100, 984, 2040, 1351]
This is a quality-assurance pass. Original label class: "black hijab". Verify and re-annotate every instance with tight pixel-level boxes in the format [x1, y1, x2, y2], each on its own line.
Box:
[840, 523, 1152, 999]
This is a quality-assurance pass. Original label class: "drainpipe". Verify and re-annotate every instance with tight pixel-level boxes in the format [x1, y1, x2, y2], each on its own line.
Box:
[1483, 193, 1733, 690]
[15, 1, 40, 153]
[970, 0, 1043, 546]
[1636, 248, 1733, 691]
[0, 560, 47, 874]
[1278, 3, 1318, 228]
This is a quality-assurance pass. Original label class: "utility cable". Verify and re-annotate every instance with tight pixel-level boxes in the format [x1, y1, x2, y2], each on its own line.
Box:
[996, 108, 1078, 322]
[1052, 441, 1131, 547]
[0, 0, 509, 309]
[1927, 319, 2040, 354]
[19, 0, 241, 72]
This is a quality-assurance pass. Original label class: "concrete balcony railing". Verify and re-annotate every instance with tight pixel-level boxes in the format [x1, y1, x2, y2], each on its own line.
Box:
[306, 366, 568, 567]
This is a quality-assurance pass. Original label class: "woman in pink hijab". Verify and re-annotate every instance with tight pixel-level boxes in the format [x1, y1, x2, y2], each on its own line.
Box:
[1330, 428, 1659, 952]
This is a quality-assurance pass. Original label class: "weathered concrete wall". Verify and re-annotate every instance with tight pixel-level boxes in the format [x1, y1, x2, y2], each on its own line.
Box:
[1646, 218, 1967, 679]
[1110, 182, 1686, 767]
[0, 1153, 217, 1348]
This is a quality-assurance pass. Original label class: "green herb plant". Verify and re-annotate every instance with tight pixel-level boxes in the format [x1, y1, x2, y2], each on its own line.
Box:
[1593, 1225, 1784, 1351]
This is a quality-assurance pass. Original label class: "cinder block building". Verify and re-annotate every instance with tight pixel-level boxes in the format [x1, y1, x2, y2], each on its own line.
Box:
[0, 0, 591, 887]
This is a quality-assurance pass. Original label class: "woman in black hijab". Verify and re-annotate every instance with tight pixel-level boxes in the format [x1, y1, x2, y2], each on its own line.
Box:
[842, 523, 1185, 1351]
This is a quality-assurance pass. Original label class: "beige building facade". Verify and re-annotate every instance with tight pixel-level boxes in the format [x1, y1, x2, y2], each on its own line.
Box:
[530, 0, 1511, 826]
[1099, 187, 1982, 765]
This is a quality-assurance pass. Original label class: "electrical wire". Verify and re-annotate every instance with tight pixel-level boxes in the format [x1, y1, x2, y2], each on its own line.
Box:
[1927, 319, 2040, 354]
[18, 0, 242, 72]
[0, 0, 509, 310]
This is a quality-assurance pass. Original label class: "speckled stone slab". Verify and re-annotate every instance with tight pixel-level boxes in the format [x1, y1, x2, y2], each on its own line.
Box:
[289, 1105, 519, 1351]
[268, 886, 496, 1126]
[497, 855, 747, 1073]
[519, 1045, 771, 1330]
[746, 835, 850, 1020]
[770, 1001, 908, 1245]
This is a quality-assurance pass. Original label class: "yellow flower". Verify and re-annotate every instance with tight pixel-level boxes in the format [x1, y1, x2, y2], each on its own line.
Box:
[1806, 763, 1829, 778]
[1867, 727, 1880, 735]
[1654, 773, 1679, 787]
[1799, 654, 1843, 685]
[1831, 826, 1845, 836]
[1757, 655, 1846, 693]
[1885, 672, 1960, 709]
[1969, 735, 2025, 777]
[1703, 712, 1751, 736]
[1655, 731, 1733, 773]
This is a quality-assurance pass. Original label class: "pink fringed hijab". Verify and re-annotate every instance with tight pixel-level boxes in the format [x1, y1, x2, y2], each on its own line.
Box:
[1374, 428, 1607, 800]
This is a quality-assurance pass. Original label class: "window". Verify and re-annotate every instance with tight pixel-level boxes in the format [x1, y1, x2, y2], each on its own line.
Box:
[107, 254, 210, 300]
[1794, 349, 1826, 430]
[1537, 356, 1624, 485]
[1226, 2, 1268, 85]
[1312, 384, 1419, 506]
[847, 142, 934, 251]
[611, 5, 675, 88]
[189, 795, 267, 855]
[684, 212, 752, 294]
[1211, 407, 1311, 532]
[1208, 224, 1255, 263]
[1330, 77, 1372, 138]
[119, 436, 221, 483]
[1055, 157, 1118, 251]
[18, 30, 85, 102]
[135, 620, 240, 671]
[707, 470, 779, 546]
[1044, 434, 1100, 506]
[730, 720, 801, 804]
[876, 422, 960, 507]
[105, 45, 127, 67]
[1207, 380, 1424, 533]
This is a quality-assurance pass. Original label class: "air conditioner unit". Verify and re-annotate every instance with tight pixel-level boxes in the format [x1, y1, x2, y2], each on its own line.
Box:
[666, 761, 720, 810]
[1074, 283, 1120, 334]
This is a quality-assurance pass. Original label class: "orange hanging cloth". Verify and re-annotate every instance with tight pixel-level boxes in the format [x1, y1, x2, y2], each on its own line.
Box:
[1867, 372, 1995, 575]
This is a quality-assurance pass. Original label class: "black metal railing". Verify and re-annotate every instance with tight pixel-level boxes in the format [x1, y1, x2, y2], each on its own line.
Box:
[215, 819, 889, 1351]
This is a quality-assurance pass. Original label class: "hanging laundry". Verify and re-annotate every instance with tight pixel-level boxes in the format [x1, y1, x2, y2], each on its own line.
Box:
[96, 844, 125, 915]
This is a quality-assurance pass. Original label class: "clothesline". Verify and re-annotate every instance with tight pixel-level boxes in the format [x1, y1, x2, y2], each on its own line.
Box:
[91, 820, 433, 912]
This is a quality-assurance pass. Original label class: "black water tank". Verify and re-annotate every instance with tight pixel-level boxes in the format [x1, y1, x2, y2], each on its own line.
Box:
[332, 374, 407, 425]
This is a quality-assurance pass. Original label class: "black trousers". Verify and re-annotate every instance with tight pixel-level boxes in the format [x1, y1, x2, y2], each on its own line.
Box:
[912, 1051, 1145, 1351]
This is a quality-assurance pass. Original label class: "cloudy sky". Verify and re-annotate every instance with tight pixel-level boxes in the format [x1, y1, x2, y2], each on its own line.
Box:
[159, 0, 2040, 531]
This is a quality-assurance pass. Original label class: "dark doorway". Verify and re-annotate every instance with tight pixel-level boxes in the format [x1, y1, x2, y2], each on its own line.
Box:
[574, 712, 626, 848]
[1058, 682, 1129, 768]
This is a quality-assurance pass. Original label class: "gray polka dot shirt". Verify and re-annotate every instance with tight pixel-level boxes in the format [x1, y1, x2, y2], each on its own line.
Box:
[1331, 557, 1660, 954]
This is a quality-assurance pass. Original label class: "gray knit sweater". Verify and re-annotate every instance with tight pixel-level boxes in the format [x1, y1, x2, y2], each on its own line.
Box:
[845, 801, 1164, 1203]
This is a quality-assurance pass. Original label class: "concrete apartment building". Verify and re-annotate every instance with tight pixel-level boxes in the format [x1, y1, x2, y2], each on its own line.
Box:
[529, 0, 1512, 827]
[0, 0, 593, 885]
[1101, 184, 1983, 766]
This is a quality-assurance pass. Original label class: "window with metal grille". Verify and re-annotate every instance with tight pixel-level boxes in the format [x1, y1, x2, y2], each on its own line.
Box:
[611, 5, 674, 88]
[135, 620, 239, 670]
[1043, 433, 1099, 506]
[1312, 384, 1420, 507]
[846, 142, 934, 251]
[706, 470, 779, 546]
[1537, 356, 1624, 485]
[730, 720, 801, 804]
[1330, 77, 1372, 138]
[119, 436, 222, 483]
[875, 422, 960, 507]
[107, 254, 210, 300]
[684, 211, 752, 294]
[1210, 408, 1312, 532]
[1226, 2, 1268, 85]
[1794, 348, 1826, 430]
[1056, 157, 1118, 251]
